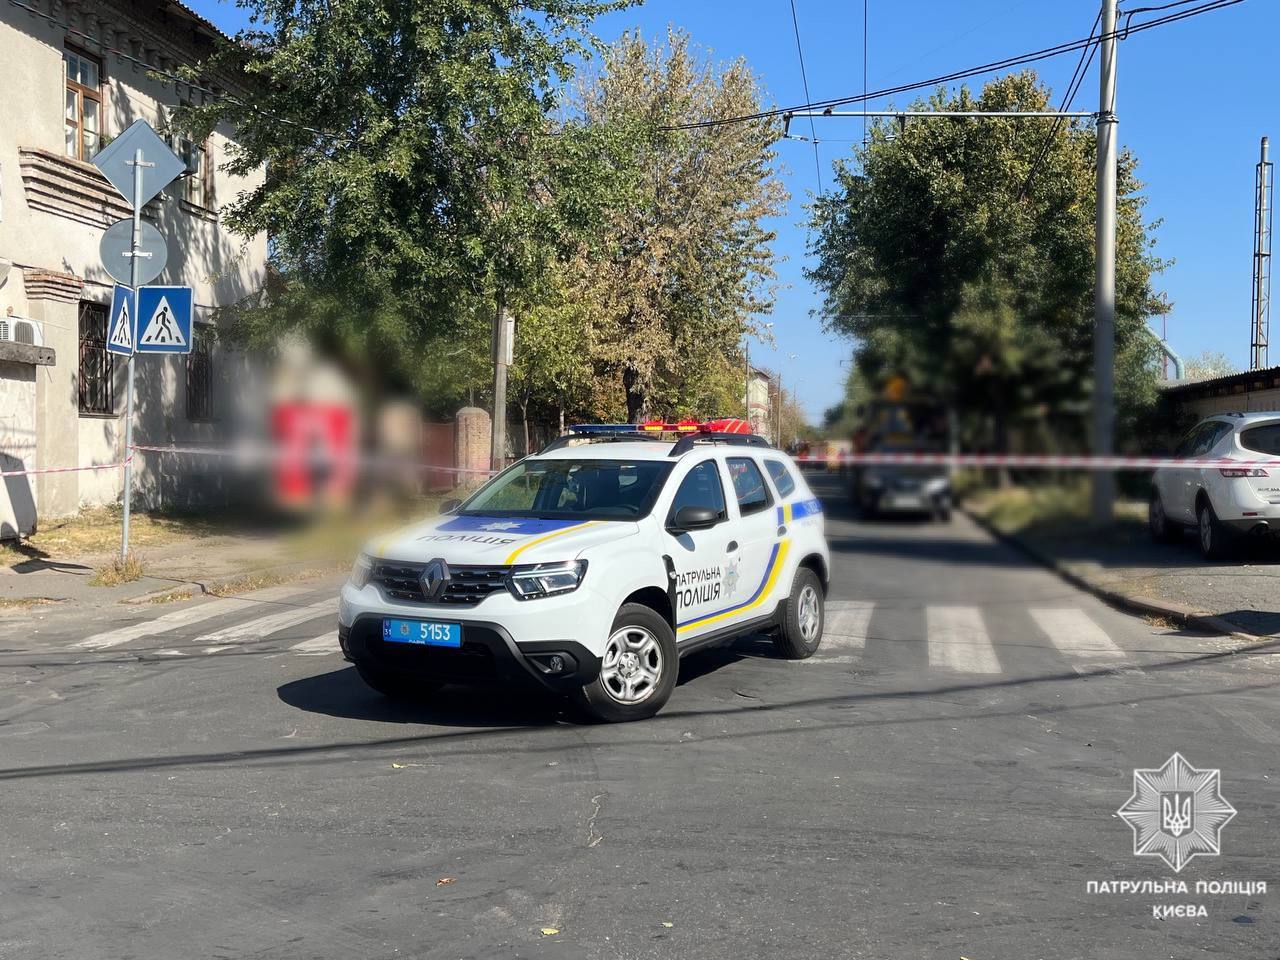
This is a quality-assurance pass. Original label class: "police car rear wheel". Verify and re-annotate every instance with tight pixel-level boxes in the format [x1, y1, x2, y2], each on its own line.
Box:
[355, 661, 443, 701]
[774, 567, 824, 660]
[572, 604, 677, 722]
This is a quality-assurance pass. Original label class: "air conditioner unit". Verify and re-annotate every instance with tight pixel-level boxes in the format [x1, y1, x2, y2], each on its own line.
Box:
[0, 317, 43, 346]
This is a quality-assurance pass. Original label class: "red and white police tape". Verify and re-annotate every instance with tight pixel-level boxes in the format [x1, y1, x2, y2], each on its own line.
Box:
[3, 446, 1277, 478]
[0, 445, 497, 478]
[798, 451, 1278, 471]
[0, 452, 135, 478]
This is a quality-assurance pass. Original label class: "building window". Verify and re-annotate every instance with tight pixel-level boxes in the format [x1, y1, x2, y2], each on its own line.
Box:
[64, 47, 102, 162]
[78, 301, 113, 415]
[169, 109, 213, 209]
[186, 326, 213, 421]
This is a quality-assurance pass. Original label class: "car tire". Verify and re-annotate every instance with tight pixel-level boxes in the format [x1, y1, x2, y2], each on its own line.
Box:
[355, 661, 443, 701]
[571, 603, 678, 723]
[1149, 491, 1182, 544]
[773, 567, 825, 660]
[1197, 500, 1235, 561]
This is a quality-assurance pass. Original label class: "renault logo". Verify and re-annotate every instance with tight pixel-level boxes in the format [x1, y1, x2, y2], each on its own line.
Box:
[420, 558, 450, 600]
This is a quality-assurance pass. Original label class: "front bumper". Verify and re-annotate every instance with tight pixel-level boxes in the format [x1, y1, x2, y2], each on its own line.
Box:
[338, 579, 613, 691]
[339, 615, 600, 691]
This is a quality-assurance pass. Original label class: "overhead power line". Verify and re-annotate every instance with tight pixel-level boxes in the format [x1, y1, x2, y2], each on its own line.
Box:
[786, 0, 823, 191]
[665, 0, 1247, 132]
[1017, 8, 1102, 199]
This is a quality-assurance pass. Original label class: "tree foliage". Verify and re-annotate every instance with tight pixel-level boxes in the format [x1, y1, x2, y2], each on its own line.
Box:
[566, 29, 788, 421]
[806, 72, 1169, 452]
[182, 15, 786, 437]
[180, 0, 628, 393]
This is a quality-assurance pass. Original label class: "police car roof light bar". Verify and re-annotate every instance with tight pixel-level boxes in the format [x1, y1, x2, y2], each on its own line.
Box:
[538, 418, 769, 455]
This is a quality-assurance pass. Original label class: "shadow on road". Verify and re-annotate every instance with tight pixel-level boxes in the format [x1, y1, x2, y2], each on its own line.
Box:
[277, 640, 762, 727]
[277, 666, 569, 727]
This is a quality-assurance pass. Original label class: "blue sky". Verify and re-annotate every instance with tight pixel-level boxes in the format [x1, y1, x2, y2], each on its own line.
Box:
[187, 0, 1276, 421]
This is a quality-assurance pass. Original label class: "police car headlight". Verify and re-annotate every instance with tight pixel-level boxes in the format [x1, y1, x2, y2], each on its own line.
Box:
[507, 560, 587, 600]
[349, 552, 374, 590]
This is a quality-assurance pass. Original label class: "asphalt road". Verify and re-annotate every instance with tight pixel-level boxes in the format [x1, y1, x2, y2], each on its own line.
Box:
[2, 475, 1278, 960]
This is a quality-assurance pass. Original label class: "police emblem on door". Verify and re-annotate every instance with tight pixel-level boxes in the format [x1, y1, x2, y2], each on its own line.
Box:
[420, 559, 450, 601]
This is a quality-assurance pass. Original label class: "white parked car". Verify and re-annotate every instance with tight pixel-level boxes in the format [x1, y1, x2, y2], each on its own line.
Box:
[1150, 412, 1280, 559]
[339, 425, 831, 721]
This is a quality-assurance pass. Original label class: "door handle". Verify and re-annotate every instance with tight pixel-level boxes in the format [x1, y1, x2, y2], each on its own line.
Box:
[777, 525, 787, 536]
[726, 540, 739, 552]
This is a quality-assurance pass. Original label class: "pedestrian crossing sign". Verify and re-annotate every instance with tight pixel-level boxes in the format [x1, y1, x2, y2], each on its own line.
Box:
[106, 285, 136, 355]
[135, 285, 193, 354]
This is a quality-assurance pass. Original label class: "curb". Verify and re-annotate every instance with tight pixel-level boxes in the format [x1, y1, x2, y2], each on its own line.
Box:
[962, 507, 1264, 644]
[123, 558, 339, 604]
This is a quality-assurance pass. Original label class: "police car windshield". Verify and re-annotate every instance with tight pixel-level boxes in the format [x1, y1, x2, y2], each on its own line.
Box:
[461, 458, 674, 520]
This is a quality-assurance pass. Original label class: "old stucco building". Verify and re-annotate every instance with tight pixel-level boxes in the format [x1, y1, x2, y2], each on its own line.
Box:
[0, 0, 267, 537]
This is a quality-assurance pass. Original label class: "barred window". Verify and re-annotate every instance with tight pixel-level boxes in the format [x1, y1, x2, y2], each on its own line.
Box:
[78, 301, 113, 415]
[186, 325, 213, 421]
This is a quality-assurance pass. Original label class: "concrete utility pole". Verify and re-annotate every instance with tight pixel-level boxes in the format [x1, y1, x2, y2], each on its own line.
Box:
[490, 295, 513, 469]
[1091, 0, 1119, 526]
[1251, 136, 1273, 370]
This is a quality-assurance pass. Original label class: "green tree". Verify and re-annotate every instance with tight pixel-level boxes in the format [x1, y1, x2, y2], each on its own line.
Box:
[807, 72, 1168, 453]
[570, 29, 788, 421]
[1182, 350, 1238, 381]
[179, 0, 627, 405]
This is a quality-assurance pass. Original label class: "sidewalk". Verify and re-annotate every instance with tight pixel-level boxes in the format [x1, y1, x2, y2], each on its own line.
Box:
[0, 528, 328, 608]
[0, 503, 402, 610]
[966, 487, 1280, 639]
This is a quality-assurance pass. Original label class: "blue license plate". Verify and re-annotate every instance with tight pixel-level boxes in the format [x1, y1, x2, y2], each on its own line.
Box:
[382, 618, 462, 648]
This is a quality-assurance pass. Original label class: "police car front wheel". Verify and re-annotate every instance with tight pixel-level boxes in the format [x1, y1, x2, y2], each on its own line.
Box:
[571, 604, 677, 722]
[773, 567, 825, 660]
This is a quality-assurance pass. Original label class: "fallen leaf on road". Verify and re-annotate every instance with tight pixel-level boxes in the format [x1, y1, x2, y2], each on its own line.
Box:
[392, 762, 406, 769]
[435, 877, 455, 887]
[661, 921, 673, 928]
[540, 927, 559, 936]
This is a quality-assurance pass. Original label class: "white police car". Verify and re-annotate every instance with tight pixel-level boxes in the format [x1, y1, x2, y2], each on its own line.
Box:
[339, 421, 830, 721]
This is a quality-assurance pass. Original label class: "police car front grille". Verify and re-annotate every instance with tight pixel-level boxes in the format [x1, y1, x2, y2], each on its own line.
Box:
[371, 561, 509, 606]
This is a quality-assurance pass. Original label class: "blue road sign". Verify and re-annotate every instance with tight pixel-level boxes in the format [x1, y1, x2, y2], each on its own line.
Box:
[135, 285, 193, 354]
[107, 285, 136, 356]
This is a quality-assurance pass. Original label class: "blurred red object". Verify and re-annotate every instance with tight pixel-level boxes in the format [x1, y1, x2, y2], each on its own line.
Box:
[272, 402, 355, 506]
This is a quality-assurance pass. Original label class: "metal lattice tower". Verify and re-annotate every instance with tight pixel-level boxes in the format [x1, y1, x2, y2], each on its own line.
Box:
[1252, 136, 1273, 370]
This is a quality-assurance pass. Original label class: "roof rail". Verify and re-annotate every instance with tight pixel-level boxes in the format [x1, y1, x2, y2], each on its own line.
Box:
[668, 432, 772, 457]
[538, 430, 652, 454]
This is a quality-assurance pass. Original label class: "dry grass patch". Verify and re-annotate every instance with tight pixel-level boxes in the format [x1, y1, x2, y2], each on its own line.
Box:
[0, 597, 61, 610]
[2, 506, 234, 567]
[90, 552, 146, 586]
[145, 589, 196, 605]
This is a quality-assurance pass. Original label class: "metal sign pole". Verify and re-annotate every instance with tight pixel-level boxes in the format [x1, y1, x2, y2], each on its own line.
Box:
[120, 146, 150, 561]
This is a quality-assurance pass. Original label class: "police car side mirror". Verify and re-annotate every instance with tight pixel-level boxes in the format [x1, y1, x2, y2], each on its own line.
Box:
[440, 498, 462, 514]
[669, 505, 719, 532]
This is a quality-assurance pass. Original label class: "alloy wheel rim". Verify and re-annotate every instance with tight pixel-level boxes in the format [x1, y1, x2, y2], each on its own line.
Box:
[798, 584, 821, 643]
[600, 626, 663, 704]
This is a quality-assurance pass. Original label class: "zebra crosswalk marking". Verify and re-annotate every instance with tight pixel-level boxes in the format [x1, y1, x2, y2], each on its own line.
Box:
[822, 601, 875, 651]
[926, 606, 1001, 674]
[1029, 607, 1128, 673]
[191, 598, 338, 648]
[76, 585, 312, 650]
[290, 630, 340, 657]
